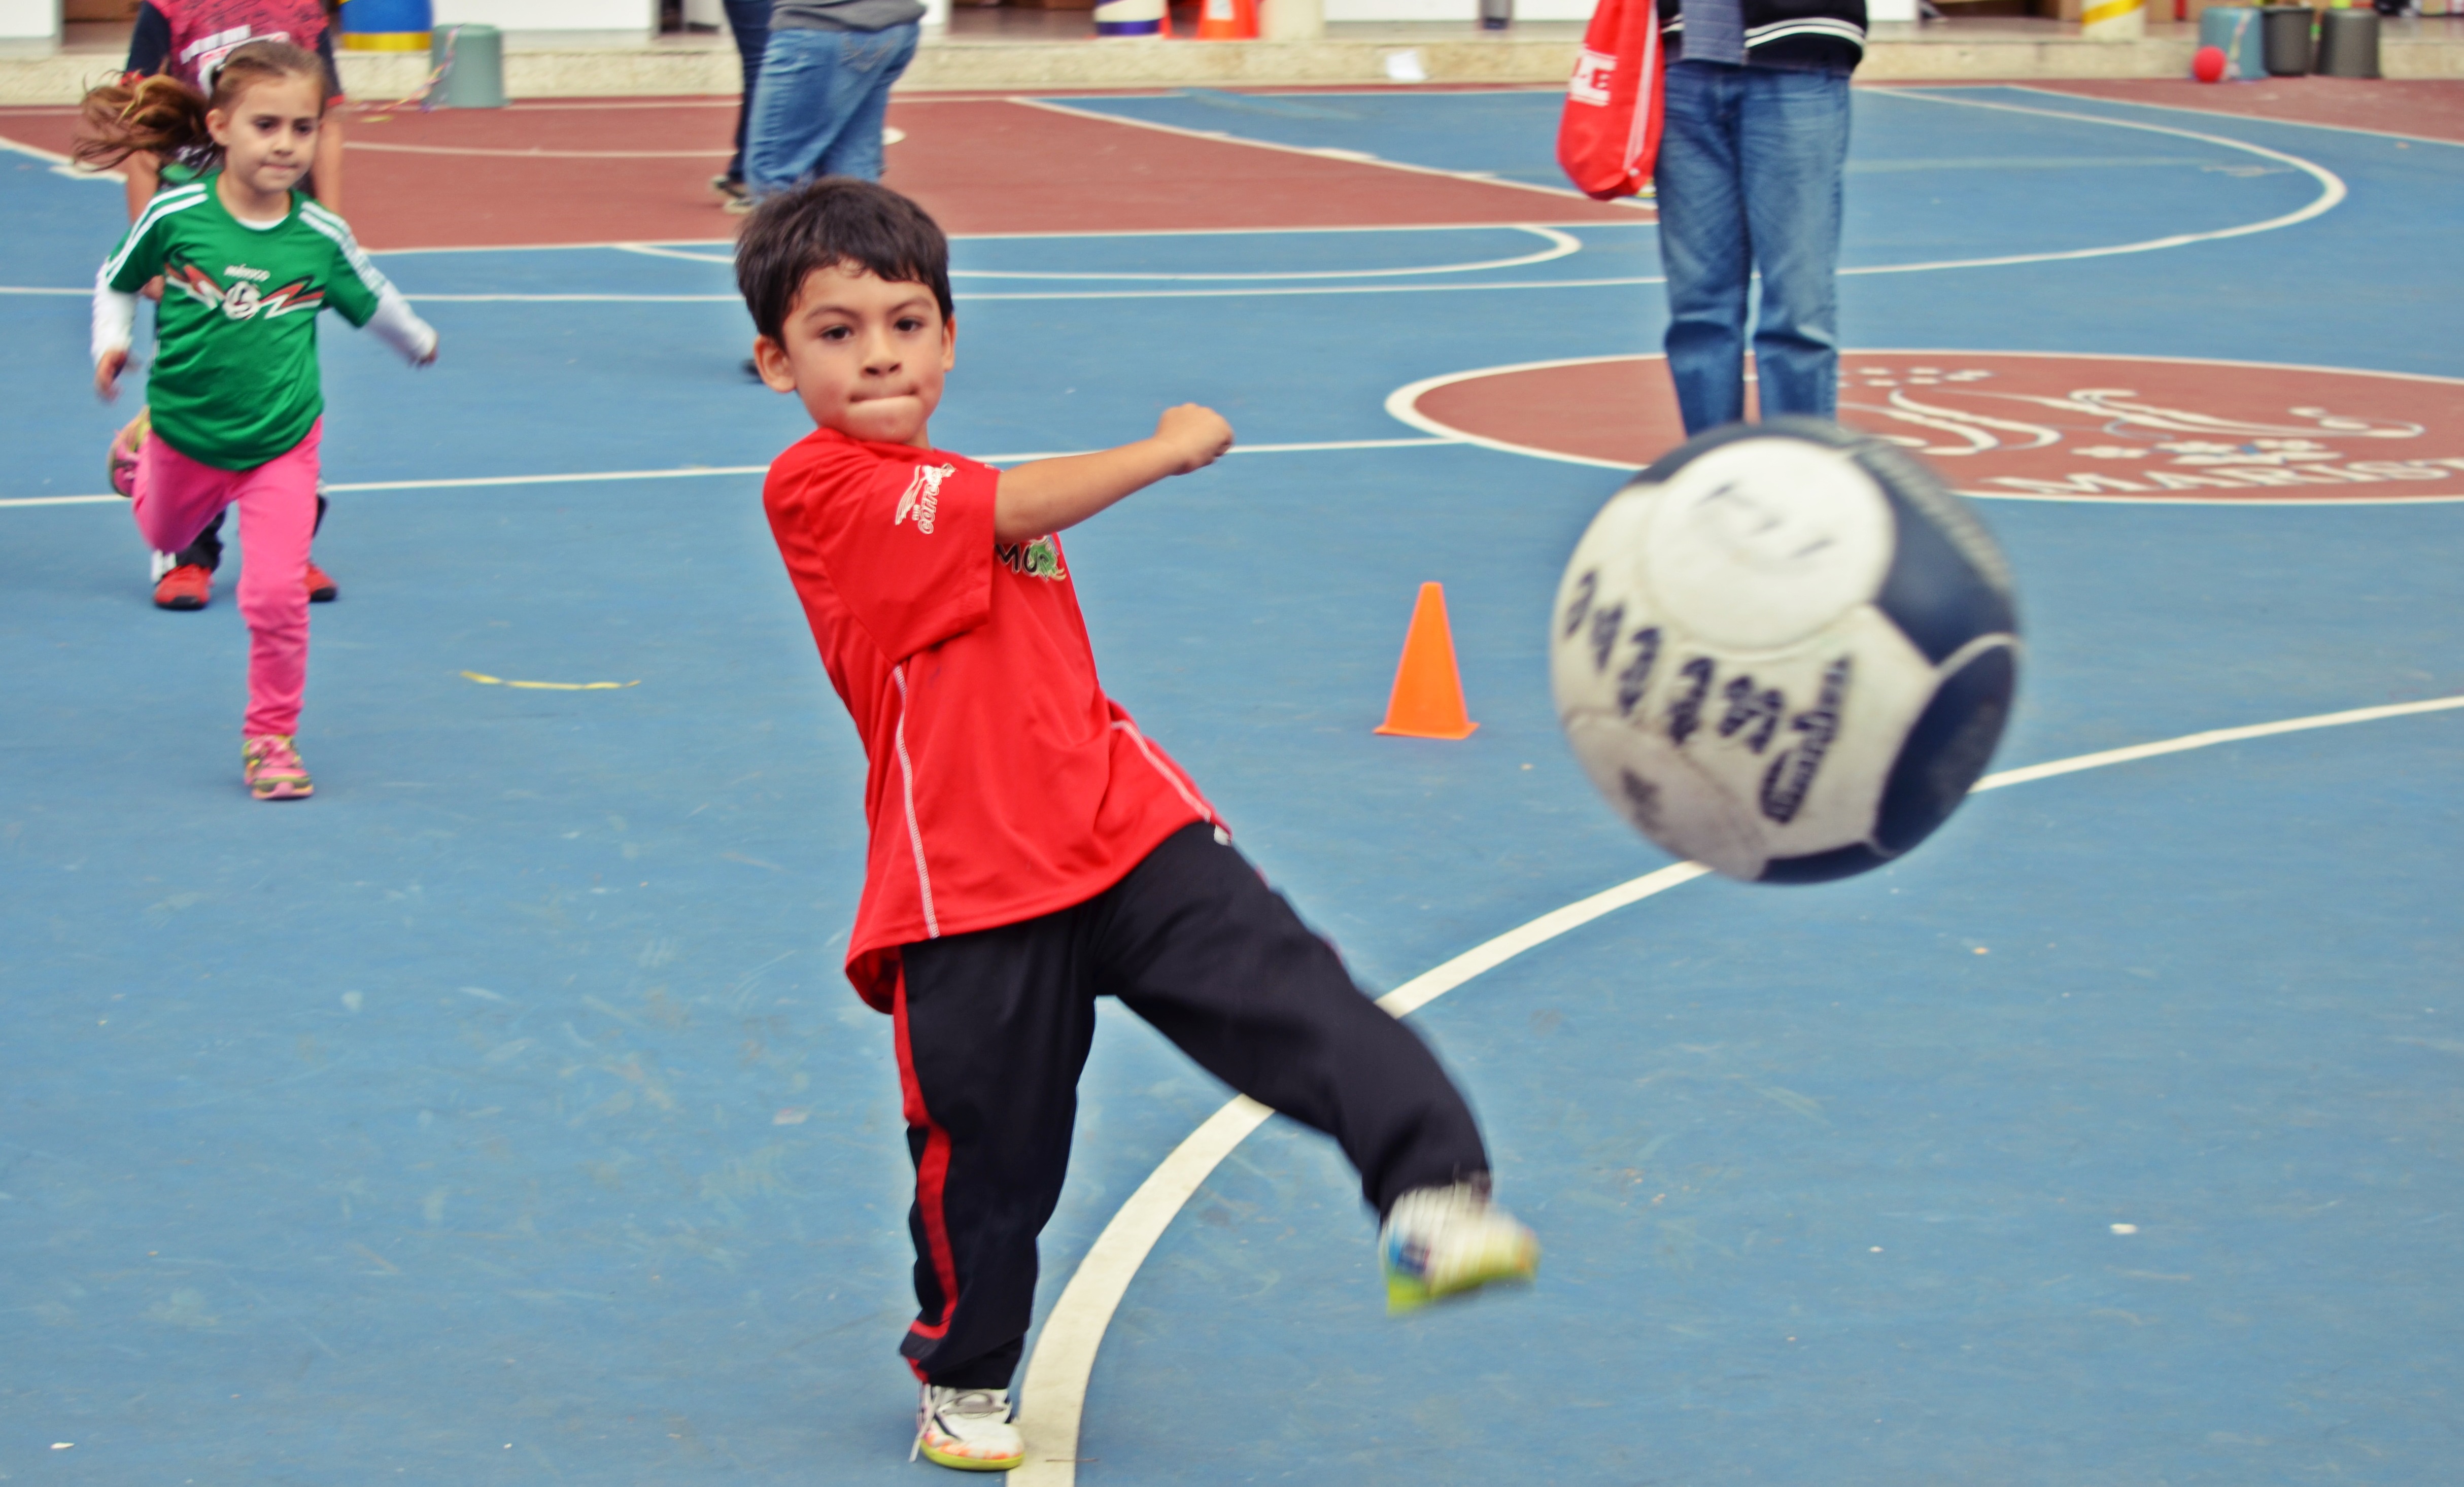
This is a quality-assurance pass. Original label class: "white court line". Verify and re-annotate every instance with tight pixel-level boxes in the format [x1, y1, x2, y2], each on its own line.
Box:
[0, 437, 1457, 510]
[0, 130, 123, 183]
[943, 225, 1579, 282]
[1010, 691, 2464, 1487]
[348, 141, 733, 159]
[1384, 349, 2464, 506]
[1859, 89, 2346, 264]
[1011, 95, 1654, 213]
[1917, 82, 2464, 153]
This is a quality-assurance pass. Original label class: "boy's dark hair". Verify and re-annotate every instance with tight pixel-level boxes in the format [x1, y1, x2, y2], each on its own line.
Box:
[734, 178, 954, 344]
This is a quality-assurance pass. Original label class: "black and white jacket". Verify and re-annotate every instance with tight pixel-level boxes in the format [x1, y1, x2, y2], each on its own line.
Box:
[1657, 0, 1867, 73]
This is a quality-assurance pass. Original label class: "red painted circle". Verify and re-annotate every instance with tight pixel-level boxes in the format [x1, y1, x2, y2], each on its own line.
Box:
[1406, 353, 2464, 503]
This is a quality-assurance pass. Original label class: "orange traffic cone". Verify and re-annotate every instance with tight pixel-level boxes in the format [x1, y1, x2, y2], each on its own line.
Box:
[1194, 0, 1257, 40]
[1375, 582, 1478, 740]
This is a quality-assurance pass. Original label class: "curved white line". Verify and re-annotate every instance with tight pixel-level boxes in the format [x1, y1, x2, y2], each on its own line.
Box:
[1382, 350, 2464, 507]
[1858, 90, 2347, 268]
[945, 226, 1580, 282]
[1013, 693, 2464, 1485]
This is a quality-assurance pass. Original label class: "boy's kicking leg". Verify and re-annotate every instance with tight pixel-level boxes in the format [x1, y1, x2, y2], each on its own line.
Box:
[1091, 823, 1538, 1311]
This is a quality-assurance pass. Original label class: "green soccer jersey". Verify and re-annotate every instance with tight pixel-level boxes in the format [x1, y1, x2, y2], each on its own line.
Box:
[104, 176, 392, 471]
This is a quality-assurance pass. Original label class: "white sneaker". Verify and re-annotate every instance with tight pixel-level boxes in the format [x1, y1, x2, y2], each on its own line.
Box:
[911, 1384, 1025, 1472]
[1379, 1180, 1539, 1313]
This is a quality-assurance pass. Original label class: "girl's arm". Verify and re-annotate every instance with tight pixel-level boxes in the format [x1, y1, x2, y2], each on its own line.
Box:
[93, 265, 136, 399]
[365, 284, 439, 366]
[994, 404, 1232, 544]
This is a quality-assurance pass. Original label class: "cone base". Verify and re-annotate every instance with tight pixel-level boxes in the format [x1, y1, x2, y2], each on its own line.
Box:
[1374, 720, 1479, 741]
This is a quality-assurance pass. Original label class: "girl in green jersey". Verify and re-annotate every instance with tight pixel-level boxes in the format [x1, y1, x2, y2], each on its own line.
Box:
[81, 42, 438, 800]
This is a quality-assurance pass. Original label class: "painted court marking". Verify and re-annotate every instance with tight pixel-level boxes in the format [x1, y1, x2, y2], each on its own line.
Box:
[1385, 349, 2464, 506]
[1011, 693, 2464, 1486]
[0, 438, 1459, 510]
[461, 671, 639, 691]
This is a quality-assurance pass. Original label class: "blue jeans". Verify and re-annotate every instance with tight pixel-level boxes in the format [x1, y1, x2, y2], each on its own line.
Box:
[745, 23, 919, 199]
[722, 0, 772, 184]
[1653, 61, 1851, 435]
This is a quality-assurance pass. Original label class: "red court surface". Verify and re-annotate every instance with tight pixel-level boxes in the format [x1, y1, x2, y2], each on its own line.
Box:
[2022, 77, 2464, 144]
[0, 93, 1640, 250]
[1405, 351, 2464, 501]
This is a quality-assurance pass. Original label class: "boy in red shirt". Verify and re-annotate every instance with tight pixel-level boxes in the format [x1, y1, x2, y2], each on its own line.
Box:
[741, 181, 1539, 1471]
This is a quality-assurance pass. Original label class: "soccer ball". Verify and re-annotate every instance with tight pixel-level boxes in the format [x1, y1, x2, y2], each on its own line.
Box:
[1550, 419, 2020, 883]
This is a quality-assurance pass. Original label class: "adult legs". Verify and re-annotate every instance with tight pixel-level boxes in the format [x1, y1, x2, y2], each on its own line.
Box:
[721, 0, 772, 185]
[1653, 60, 1754, 436]
[1738, 66, 1851, 421]
[228, 422, 322, 739]
[744, 29, 836, 201]
[813, 23, 919, 183]
[894, 916, 1102, 1389]
[1093, 824, 1489, 1216]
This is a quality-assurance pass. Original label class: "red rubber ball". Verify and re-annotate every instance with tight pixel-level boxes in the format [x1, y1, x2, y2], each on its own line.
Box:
[2193, 44, 2228, 82]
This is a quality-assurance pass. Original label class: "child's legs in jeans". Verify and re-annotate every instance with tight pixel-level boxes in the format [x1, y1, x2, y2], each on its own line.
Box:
[894, 921, 1101, 1389]
[744, 24, 918, 197]
[228, 422, 322, 738]
[1097, 824, 1491, 1216]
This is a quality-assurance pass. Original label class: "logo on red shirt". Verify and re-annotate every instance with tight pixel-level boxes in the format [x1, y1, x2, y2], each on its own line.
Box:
[895, 463, 954, 534]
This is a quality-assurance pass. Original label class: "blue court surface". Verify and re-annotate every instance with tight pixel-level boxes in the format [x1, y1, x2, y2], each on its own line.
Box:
[4, 83, 2462, 1484]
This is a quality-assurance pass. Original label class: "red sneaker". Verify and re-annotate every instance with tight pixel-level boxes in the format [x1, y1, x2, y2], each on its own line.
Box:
[153, 563, 212, 611]
[305, 561, 338, 603]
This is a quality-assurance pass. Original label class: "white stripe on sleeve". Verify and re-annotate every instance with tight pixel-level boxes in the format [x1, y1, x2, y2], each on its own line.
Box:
[100, 183, 209, 287]
[92, 263, 137, 366]
[298, 200, 394, 300]
[366, 282, 439, 366]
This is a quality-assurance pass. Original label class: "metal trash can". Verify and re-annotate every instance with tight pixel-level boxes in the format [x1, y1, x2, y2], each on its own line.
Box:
[430, 22, 507, 108]
[2314, 7, 2380, 77]
[2198, 6, 2266, 79]
[2260, 4, 2312, 75]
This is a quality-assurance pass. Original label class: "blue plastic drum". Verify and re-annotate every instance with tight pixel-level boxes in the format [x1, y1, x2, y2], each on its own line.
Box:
[340, 0, 434, 51]
[2198, 6, 2265, 80]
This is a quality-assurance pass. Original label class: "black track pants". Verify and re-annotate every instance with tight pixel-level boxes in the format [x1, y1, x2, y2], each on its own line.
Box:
[892, 822, 1490, 1389]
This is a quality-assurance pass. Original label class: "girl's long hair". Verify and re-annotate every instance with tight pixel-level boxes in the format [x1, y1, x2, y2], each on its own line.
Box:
[75, 39, 326, 174]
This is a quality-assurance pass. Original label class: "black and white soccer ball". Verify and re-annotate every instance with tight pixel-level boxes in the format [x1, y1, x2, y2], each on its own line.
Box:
[1551, 419, 2021, 883]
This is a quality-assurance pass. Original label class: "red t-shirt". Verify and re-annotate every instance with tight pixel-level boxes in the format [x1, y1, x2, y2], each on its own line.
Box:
[763, 427, 1217, 1011]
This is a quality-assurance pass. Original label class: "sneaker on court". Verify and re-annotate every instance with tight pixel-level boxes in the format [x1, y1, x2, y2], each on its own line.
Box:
[1379, 1180, 1539, 1314]
[153, 562, 212, 611]
[305, 560, 338, 602]
[710, 172, 749, 204]
[911, 1385, 1024, 1472]
[107, 406, 151, 497]
[243, 734, 314, 801]
[722, 192, 755, 216]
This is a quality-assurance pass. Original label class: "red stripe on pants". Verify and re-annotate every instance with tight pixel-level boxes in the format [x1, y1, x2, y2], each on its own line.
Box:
[893, 964, 959, 1353]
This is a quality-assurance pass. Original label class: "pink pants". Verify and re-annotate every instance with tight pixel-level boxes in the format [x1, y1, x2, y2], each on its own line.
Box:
[132, 421, 320, 739]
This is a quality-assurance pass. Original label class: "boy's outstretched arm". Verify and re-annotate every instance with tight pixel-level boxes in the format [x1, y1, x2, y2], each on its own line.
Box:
[995, 404, 1231, 544]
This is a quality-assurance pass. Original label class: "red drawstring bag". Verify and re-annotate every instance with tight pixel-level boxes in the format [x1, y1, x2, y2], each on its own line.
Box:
[1556, 0, 1665, 202]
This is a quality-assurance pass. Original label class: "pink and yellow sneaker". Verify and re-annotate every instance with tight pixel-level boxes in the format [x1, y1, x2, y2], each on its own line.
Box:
[107, 406, 151, 498]
[242, 735, 314, 801]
